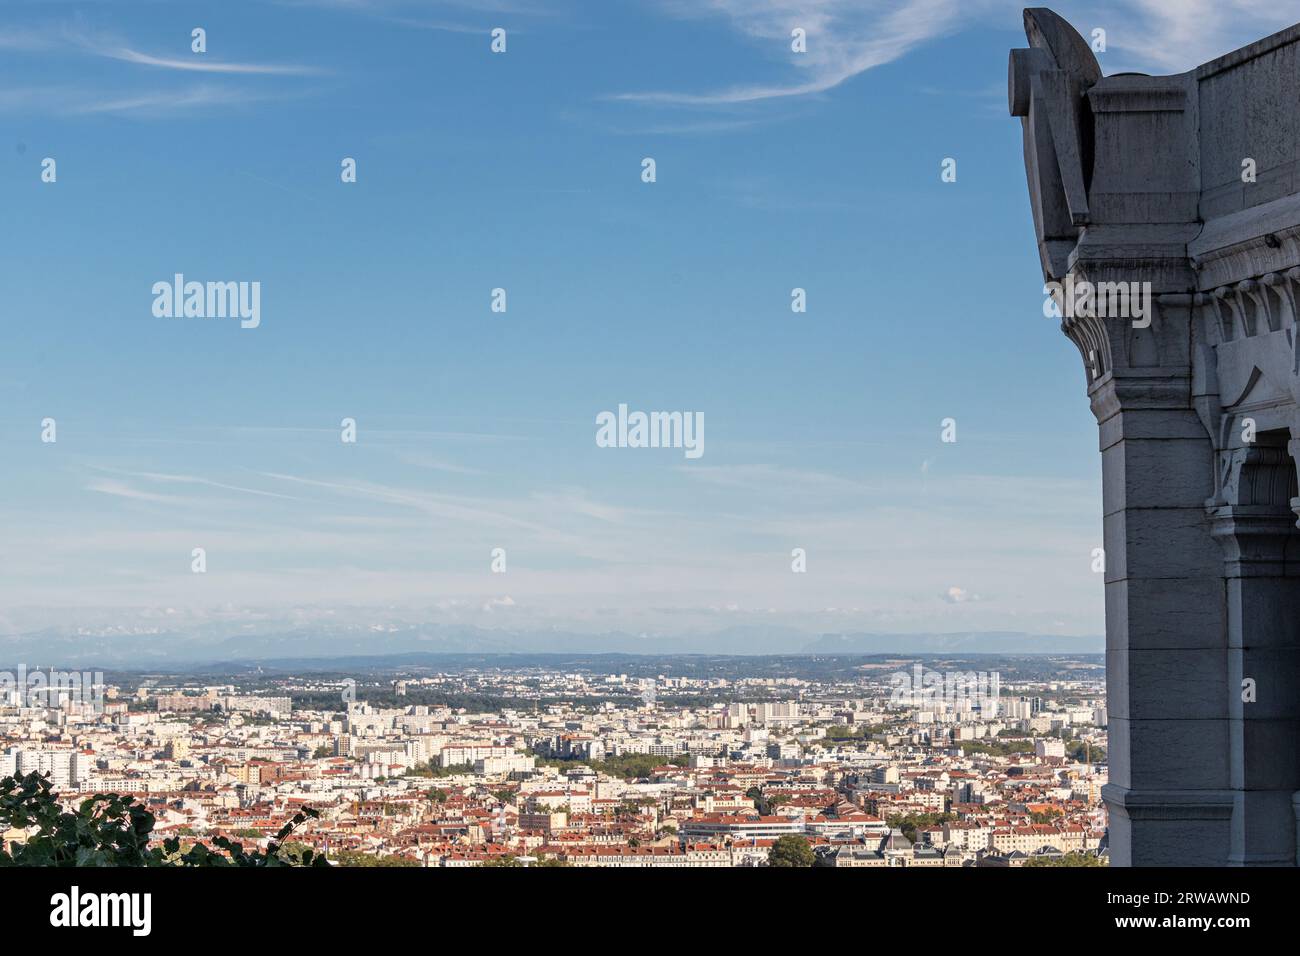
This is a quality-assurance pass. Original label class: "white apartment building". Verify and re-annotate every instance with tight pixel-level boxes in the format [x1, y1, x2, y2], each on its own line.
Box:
[1034, 739, 1066, 759]
[440, 744, 512, 767]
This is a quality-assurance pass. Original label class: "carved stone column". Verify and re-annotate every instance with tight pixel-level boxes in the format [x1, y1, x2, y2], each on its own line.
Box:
[1012, 7, 1233, 864]
[1208, 443, 1300, 865]
[1076, 294, 1233, 866]
[1290, 434, 1300, 867]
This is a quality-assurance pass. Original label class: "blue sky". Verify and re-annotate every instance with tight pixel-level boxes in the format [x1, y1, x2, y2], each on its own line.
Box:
[3, 0, 1298, 642]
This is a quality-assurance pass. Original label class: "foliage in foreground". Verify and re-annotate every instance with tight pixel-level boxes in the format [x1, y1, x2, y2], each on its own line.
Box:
[0, 771, 327, 867]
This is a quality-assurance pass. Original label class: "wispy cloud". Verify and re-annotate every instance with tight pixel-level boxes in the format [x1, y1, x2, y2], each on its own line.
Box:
[86, 479, 199, 506]
[260, 471, 562, 536]
[57, 20, 325, 75]
[99, 46, 323, 76]
[0, 20, 322, 116]
[3, 20, 324, 75]
[0, 83, 279, 116]
[617, 0, 964, 106]
[97, 468, 303, 502]
[74, 85, 282, 116]
[271, 0, 565, 33]
[616, 0, 1300, 109]
[394, 451, 488, 476]
[1089, 0, 1300, 72]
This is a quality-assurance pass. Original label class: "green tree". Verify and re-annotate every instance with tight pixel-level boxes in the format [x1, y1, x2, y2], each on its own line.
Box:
[407, 761, 474, 778]
[0, 771, 327, 867]
[1066, 740, 1106, 762]
[1023, 851, 1107, 867]
[885, 812, 954, 844]
[768, 834, 815, 868]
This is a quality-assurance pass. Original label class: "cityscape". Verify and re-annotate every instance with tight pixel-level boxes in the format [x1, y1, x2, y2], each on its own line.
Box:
[0, 2, 1294, 935]
[1, 654, 1108, 867]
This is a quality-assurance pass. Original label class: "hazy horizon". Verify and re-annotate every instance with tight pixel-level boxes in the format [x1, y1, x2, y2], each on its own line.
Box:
[7, 0, 1297, 644]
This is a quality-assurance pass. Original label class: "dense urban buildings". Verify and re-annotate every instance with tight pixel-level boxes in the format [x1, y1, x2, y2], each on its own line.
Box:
[0, 657, 1108, 867]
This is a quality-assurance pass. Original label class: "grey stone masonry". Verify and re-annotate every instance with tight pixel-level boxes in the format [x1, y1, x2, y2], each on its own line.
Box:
[1011, 8, 1300, 866]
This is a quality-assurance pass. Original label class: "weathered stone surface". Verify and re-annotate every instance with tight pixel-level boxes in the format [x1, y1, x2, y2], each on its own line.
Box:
[1105, 717, 1230, 790]
[1012, 8, 1300, 865]
[1102, 507, 1224, 580]
[1104, 577, 1226, 651]
[1105, 647, 1227, 721]
[1228, 648, 1300, 721]
[1101, 438, 1215, 513]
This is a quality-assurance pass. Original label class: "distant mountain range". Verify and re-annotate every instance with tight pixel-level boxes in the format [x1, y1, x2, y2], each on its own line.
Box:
[0, 623, 1103, 667]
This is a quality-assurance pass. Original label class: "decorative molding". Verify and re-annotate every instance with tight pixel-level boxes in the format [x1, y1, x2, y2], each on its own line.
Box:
[1102, 784, 1234, 821]
[1193, 269, 1300, 344]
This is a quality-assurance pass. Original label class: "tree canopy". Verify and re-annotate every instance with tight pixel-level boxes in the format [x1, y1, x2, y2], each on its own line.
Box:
[0, 771, 326, 867]
[768, 834, 815, 867]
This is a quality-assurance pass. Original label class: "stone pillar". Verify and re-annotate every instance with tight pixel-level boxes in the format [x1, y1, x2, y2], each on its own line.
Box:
[1289, 435, 1300, 866]
[1208, 442, 1300, 864]
[1083, 296, 1234, 865]
[1013, 6, 1300, 865]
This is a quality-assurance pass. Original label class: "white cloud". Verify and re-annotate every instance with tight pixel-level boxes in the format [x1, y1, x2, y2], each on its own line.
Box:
[620, 0, 1300, 108]
[619, 0, 966, 105]
[0, 21, 322, 115]
[96, 468, 303, 501]
[85, 479, 197, 506]
[101, 47, 323, 76]
[1101, 0, 1300, 71]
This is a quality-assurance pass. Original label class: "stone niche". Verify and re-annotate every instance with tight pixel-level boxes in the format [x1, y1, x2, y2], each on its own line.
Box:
[1010, 8, 1300, 866]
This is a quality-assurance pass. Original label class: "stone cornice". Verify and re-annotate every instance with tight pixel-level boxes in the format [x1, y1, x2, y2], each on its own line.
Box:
[1191, 192, 1300, 291]
[1101, 785, 1234, 821]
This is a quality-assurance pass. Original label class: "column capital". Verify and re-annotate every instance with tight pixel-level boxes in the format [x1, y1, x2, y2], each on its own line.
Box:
[1062, 292, 1195, 424]
[1208, 507, 1299, 575]
[1208, 444, 1300, 573]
